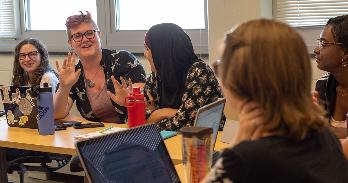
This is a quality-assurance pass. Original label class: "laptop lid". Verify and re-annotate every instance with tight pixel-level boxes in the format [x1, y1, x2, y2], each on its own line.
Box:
[75, 124, 180, 183]
[0, 85, 39, 129]
[194, 98, 226, 149]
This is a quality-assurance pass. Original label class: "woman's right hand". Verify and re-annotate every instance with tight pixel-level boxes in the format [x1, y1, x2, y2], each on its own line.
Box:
[107, 76, 132, 106]
[234, 101, 266, 145]
[55, 52, 81, 89]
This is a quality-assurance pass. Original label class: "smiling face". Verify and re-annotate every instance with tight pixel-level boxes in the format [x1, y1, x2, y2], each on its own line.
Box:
[18, 44, 41, 76]
[313, 26, 345, 73]
[68, 22, 102, 60]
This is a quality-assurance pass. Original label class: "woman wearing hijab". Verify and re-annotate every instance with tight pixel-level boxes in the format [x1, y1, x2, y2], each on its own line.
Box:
[110, 23, 222, 131]
[142, 23, 222, 130]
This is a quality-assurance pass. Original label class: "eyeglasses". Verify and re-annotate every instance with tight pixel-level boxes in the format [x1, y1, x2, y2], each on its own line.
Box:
[18, 51, 39, 61]
[71, 29, 98, 42]
[316, 38, 343, 49]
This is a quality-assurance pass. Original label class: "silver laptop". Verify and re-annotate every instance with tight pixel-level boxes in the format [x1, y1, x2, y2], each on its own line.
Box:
[75, 124, 180, 183]
[194, 98, 226, 150]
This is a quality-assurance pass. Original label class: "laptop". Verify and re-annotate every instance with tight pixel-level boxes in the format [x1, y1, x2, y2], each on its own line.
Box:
[75, 124, 180, 183]
[193, 98, 226, 164]
[0, 85, 39, 129]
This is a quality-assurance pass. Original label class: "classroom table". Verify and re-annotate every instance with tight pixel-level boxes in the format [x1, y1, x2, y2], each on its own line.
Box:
[0, 116, 230, 182]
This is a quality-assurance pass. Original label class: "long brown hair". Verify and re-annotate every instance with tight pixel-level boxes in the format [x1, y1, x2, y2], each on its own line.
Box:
[12, 38, 56, 86]
[220, 19, 327, 141]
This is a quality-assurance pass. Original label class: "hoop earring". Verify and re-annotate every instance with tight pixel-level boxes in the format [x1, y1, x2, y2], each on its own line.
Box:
[342, 58, 348, 68]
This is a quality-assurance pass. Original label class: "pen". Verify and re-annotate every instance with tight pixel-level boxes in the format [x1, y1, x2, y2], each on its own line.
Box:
[99, 125, 113, 134]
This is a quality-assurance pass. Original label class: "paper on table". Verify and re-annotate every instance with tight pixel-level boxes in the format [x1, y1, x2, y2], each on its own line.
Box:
[74, 126, 126, 141]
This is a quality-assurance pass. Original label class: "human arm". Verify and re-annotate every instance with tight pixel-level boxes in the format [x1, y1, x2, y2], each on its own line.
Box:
[340, 139, 348, 160]
[153, 62, 223, 130]
[143, 73, 177, 122]
[106, 50, 146, 114]
[53, 53, 81, 119]
[233, 101, 265, 146]
[107, 76, 132, 107]
[147, 108, 177, 123]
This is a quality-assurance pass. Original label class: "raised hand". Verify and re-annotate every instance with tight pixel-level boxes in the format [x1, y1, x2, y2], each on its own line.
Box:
[56, 52, 81, 89]
[107, 76, 132, 106]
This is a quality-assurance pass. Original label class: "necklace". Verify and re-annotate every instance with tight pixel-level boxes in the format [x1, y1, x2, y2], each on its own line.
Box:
[336, 85, 348, 97]
[85, 66, 102, 88]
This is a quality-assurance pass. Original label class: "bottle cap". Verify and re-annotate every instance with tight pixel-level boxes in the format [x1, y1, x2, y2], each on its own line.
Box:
[133, 87, 141, 94]
[130, 87, 144, 100]
[39, 83, 52, 92]
[180, 127, 212, 137]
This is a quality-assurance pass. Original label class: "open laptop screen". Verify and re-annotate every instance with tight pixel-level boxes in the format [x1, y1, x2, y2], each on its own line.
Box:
[194, 98, 226, 148]
[75, 124, 180, 183]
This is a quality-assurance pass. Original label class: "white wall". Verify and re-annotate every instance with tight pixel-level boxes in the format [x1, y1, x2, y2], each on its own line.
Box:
[207, 0, 326, 120]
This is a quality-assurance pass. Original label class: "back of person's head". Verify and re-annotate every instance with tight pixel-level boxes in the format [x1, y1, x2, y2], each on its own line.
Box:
[65, 11, 99, 40]
[326, 15, 348, 50]
[144, 23, 198, 108]
[13, 38, 53, 86]
[144, 23, 198, 75]
[219, 19, 327, 141]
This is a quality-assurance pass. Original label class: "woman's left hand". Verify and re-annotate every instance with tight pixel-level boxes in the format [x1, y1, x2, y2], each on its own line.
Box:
[234, 101, 266, 145]
[147, 108, 178, 123]
[107, 76, 132, 106]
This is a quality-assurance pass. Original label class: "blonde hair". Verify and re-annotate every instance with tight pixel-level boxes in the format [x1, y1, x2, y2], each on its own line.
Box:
[220, 19, 327, 141]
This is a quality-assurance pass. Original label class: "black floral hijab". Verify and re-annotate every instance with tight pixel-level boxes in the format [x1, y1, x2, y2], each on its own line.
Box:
[145, 23, 199, 109]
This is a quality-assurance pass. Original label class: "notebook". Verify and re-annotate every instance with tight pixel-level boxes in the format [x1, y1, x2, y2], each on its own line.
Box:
[193, 98, 226, 165]
[75, 124, 180, 183]
[0, 85, 39, 129]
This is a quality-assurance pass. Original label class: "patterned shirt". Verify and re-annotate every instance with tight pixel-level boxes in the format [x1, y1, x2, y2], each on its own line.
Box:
[144, 61, 223, 131]
[69, 49, 146, 122]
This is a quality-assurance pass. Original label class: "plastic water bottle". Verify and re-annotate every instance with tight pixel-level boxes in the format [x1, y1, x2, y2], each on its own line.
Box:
[125, 87, 146, 128]
[38, 83, 55, 135]
[181, 127, 213, 183]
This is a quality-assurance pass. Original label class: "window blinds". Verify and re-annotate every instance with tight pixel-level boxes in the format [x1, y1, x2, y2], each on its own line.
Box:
[0, 0, 16, 38]
[274, 0, 348, 27]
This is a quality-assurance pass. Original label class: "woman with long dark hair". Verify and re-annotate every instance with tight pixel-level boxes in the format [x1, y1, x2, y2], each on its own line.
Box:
[112, 23, 222, 130]
[12, 38, 58, 91]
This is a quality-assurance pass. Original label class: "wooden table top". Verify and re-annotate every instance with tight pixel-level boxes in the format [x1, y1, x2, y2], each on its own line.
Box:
[0, 116, 230, 182]
[0, 116, 109, 155]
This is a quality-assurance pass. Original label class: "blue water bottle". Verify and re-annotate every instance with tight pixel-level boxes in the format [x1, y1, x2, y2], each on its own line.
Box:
[38, 83, 55, 135]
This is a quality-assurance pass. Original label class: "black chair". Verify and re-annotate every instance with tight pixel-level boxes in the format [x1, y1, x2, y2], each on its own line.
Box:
[69, 156, 84, 173]
[7, 153, 71, 183]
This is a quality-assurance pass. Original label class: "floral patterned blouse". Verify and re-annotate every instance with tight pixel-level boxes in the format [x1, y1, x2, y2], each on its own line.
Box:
[68, 49, 146, 122]
[144, 61, 223, 131]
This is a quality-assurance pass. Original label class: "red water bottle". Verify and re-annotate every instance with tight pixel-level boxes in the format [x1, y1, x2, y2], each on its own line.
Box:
[125, 87, 146, 127]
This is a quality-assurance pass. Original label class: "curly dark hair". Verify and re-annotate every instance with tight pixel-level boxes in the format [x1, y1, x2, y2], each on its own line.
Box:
[12, 38, 57, 86]
[326, 15, 348, 50]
